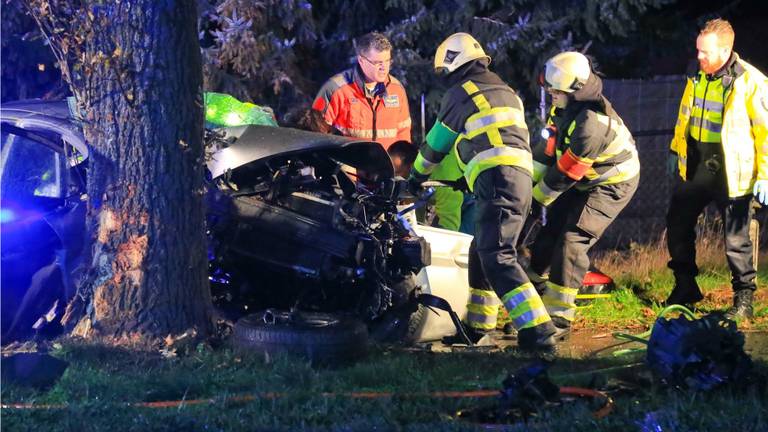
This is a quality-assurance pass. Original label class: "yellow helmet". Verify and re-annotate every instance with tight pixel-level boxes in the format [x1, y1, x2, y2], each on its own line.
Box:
[543, 51, 591, 93]
[434, 33, 491, 75]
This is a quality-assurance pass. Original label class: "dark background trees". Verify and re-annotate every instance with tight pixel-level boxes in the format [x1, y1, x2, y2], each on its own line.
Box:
[120, 0, 768, 123]
[5, 0, 766, 137]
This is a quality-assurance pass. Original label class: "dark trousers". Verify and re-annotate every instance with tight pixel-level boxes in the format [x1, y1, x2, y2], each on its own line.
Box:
[529, 177, 639, 289]
[666, 180, 756, 292]
[468, 166, 531, 298]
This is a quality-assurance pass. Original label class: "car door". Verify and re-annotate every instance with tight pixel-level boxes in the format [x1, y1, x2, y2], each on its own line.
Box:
[1, 122, 86, 340]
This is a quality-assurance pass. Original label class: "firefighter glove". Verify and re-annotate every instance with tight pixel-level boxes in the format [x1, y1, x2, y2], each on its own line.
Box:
[407, 174, 425, 196]
[754, 180, 768, 205]
[448, 176, 468, 192]
[667, 153, 679, 178]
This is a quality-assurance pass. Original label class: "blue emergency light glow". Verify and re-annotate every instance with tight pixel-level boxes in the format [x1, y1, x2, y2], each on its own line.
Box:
[0, 208, 16, 223]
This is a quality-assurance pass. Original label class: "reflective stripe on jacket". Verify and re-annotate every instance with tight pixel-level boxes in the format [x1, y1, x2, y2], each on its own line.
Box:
[312, 67, 412, 149]
[689, 72, 726, 143]
[412, 67, 531, 192]
[532, 101, 639, 206]
[670, 54, 768, 197]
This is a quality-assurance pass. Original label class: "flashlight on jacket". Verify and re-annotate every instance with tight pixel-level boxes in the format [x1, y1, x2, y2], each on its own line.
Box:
[541, 125, 557, 157]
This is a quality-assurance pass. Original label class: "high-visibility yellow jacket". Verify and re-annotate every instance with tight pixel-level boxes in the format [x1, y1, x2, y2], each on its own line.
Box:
[671, 54, 768, 197]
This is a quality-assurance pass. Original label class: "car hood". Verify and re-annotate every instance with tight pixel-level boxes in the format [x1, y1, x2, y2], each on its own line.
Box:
[207, 126, 394, 180]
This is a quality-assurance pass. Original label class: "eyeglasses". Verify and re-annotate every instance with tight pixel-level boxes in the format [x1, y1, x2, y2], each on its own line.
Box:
[360, 54, 392, 68]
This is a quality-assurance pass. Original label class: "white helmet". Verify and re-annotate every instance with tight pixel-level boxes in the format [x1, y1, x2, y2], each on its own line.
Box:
[543, 51, 591, 93]
[434, 33, 491, 75]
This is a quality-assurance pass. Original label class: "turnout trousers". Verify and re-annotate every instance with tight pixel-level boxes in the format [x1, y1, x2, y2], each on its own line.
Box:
[467, 166, 553, 333]
[529, 176, 639, 322]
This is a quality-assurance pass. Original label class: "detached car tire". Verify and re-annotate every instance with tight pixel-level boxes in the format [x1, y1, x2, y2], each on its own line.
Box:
[233, 310, 368, 363]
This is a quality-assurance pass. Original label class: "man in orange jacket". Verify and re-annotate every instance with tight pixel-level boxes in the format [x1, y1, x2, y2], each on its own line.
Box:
[312, 32, 412, 150]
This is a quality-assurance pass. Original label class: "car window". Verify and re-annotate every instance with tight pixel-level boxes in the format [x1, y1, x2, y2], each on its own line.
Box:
[0, 129, 66, 200]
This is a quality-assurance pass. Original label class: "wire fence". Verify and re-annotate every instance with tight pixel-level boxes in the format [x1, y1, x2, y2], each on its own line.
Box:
[596, 76, 767, 250]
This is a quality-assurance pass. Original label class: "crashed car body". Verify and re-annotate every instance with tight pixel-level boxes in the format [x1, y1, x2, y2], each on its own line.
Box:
[204, 125, 471, 341]
[0, 100, 471, 343]
[0, 101, 88, 341]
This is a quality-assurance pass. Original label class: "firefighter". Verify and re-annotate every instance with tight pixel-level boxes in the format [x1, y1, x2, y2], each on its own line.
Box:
[665, 19, 768, 320]
[312, 31, 412, 150]
[409, 32, 562, 351]
[527, 51, 640, 332]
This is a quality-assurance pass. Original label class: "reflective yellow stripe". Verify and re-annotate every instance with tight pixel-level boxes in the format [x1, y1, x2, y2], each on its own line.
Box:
[464, 147, 533, 191]
[532, 181, 559, 206]
[467, 311, 498, 330]
[593, 115, 634, 162]
[335, 126, 399, 139]
[542, 281, 578, 321]
[544, 282, 579, 303]
[465, 107, 527, 135]
[469, 288, 501, 306]
[576, 293, 611, 300]
[502, 283, 552, 330]
[576, 149, 640, 188]
[462, 80, 480, 94]
[462, 81, 492, 111]
[456, 80, 533, 191]
[532, 160, 548, 183]
[689, 74, 725, 143]
[466, 288, 501, 330]
[512, 308, 552, 329]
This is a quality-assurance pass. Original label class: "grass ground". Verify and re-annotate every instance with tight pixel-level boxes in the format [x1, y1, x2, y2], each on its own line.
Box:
[583, 233, 768, 332]
[2, 233, 767, 431]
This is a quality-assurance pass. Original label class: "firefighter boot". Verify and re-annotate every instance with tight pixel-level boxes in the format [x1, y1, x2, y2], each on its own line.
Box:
[517, 321, 558, 352]
[442, 324, 495, 346]
[550, 316, 571, 340]
[664, 274, 703, 307]
[724, 289, 754, 321]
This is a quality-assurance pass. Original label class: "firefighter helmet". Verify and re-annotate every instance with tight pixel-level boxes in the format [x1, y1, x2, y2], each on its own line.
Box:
[543, 51, 591, 93]
[434, 33, 491, 75]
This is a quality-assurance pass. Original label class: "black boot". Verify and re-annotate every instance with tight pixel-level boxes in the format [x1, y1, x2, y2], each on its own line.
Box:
[550, 316, 571, 340]
[442, 325, 494, 346]
[724, 289, 754, 321]
[502, 322, 517, 336]
[517, 321, 557, 352]
[664, 274, 703, 307]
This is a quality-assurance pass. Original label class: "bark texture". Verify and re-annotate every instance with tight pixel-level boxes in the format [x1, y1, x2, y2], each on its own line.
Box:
[66, 0, 212, 343]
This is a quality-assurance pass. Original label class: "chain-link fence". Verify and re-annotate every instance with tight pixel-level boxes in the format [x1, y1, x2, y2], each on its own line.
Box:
[597, 76, 766, 250]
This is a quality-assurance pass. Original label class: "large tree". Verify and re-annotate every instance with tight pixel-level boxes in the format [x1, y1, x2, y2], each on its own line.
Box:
[27, 0, 213, 344]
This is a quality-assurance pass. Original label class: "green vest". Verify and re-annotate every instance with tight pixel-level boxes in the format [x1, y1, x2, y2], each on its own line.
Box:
[688, 72, 726, 143]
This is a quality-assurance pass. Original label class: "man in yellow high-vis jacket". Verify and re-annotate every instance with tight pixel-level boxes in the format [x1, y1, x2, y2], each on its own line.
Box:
[665, 19, 768, 320]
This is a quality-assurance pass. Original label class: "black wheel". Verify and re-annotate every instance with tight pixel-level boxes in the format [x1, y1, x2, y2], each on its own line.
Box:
[232, 310, 368, 364]
[367, 274, 428, 345]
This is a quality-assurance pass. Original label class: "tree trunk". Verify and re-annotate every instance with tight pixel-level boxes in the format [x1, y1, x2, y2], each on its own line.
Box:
[65, 0, 212, 343]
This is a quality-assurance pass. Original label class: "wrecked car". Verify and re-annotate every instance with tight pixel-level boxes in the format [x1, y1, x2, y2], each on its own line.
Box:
[0, 100, 471, 347]
[204, 124, 468, 343]
[1, 101, 88, 342]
